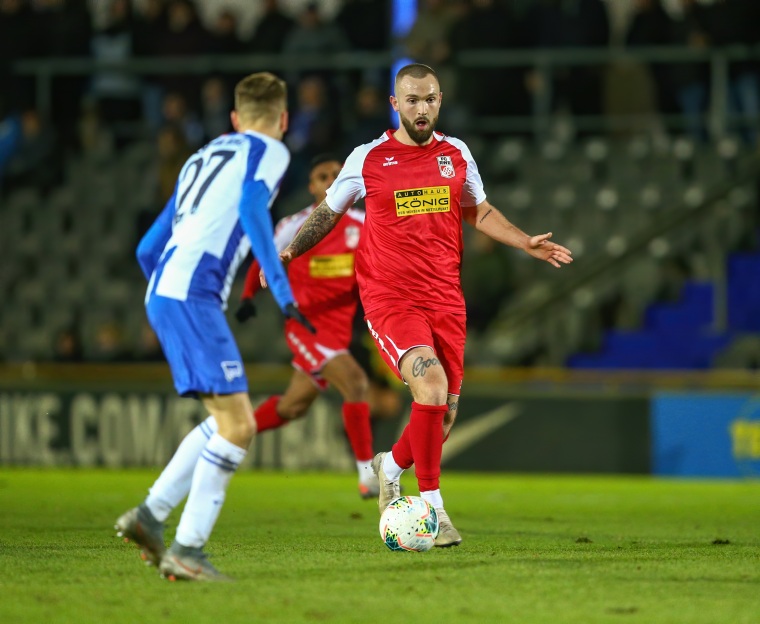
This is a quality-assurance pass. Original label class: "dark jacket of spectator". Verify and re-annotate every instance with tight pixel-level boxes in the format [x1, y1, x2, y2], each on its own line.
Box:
[626, 0, 673, 47]
[248, 0, 294, 54]
[450, 0, 527, 117]
[335, 0, 388, 51]
[134, 0, 169, 57]
[209, 9, 244, 55]
[0, 0, 39, 109]
[670, 0, 711, 90]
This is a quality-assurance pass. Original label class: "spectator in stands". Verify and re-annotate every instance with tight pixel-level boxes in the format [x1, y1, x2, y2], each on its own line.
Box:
[0, 103, 22, 193]
[135, 122, 191, 252]
[209, 8, 243, 55]
[0, 0, 38, 111]
[153, 0, 211, 107]
[343, 84, 388, 152]
[133, 0, 169, 131]
[671, 0, 711, 142]
[90, 0, 142, 140]
[248, 0, 293, 54]
[282, 2, 350, 63]
[133, 320, 164, 362]
[2, 108, 61, 195]
[134, 0, 167, 56]
[335, 0, 388, 52]
[155, 123, 192, 206]
[334, 0, 389, 95]
[200, 76, 232, 141]
[53, 327, 84, 363]
[161, 91, 204, 149]
[77, 96, 114, 160]
[91, 321, 131, 363]
[626, 0, 679, 120]
[37, 0, 92, 148]
[449, 0, 529, 121]
[404, 0, 458, 66]
[708, 0, 760, 146]
[283, 75, 342, 199]
[524, 0, 610, 122]
[403, 0, 462, 88]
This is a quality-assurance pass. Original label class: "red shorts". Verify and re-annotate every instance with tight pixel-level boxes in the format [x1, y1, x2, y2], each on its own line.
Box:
[364, 304, 466, 396]
[284, 319, 348, 391]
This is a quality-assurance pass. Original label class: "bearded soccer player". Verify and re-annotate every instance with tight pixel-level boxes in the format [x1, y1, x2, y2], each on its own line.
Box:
[237, 154, 377, 499]
[265, 64, 573, 547]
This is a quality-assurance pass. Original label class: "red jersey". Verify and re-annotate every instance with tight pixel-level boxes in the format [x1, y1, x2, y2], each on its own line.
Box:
[242, 204, 365, 347]
[325, 130, 486, 315]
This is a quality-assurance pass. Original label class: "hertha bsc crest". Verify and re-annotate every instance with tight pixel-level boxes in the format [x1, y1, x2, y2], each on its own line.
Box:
[437, 155, 455, 179]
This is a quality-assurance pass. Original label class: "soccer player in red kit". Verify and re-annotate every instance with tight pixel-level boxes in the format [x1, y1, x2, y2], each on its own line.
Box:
[238, 154, 377, 498]
[264, 64, 573, 547]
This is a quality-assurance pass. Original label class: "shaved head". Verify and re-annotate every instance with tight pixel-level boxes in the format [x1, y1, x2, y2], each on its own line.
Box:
[394, 63, 439, 94]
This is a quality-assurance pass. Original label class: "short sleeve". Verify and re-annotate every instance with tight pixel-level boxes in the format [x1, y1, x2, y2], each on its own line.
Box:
[446, 136, 486, 208]
[325, 144, 370, 214]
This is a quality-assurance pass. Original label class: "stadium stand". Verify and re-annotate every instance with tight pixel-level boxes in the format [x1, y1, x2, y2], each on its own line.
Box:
[2, 0, 758, 369]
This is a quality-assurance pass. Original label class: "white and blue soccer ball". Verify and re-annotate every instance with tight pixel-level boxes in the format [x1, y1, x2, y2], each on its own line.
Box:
[379, 496, 439, 552]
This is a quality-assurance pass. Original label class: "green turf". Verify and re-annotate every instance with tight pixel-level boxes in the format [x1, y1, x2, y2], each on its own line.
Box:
[0, 469, 758, 624]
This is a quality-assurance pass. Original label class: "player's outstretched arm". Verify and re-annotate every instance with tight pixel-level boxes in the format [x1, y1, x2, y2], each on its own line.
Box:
[463, 200, 573, 269]
[284, 199, 343, 260]
[261, 200, 343, 288]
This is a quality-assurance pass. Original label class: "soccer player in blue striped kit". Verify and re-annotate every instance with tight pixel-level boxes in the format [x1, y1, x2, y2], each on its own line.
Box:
[115, 72, 313, 582]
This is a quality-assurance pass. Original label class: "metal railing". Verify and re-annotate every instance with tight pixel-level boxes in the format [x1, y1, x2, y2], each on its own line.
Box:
[10, 45, 760, 136]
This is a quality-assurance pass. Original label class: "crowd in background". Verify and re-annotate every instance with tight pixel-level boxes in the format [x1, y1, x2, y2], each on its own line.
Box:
[2, 0, 759, 197]
[1, 0, 759, 363]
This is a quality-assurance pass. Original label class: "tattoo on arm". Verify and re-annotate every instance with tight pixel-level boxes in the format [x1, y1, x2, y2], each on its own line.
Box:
[479, 208, 493, 224]
[446, 399, 458, 414]
[411, 356, 440, 377]
[288, 201, 341, 258]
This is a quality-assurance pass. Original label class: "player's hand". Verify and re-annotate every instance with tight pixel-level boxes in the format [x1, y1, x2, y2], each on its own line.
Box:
[260, 247, 296, 289]
[235, 298, 257, 323]
[525, 232, 573, 268]
[284, 303, 316, 334]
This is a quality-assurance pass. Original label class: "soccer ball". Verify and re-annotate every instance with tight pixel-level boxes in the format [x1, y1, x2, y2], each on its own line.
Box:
[379, 496, 439, 552]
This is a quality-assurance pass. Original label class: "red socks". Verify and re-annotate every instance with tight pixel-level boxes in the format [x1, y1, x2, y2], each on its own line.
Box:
[342, 402, 374, 462]
[392, 425, 414, 469]
[407, 401, 447, 492]
[253, 396, 288, 433]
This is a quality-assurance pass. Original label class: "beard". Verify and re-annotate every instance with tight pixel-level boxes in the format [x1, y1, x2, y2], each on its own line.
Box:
[399, 111, 438, 144]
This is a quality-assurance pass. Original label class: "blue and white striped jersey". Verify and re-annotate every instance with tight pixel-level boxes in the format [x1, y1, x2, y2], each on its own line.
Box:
[137, 130, 294, 311]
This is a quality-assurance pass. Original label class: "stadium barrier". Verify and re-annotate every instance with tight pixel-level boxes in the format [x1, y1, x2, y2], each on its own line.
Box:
[2, 364, 758, 475]
[11, 44, 760, 135]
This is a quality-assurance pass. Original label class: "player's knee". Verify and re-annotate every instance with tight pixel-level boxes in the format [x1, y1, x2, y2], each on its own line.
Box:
[413, 378, 448, 406]
[224, 417, 256, 445]
[341, 371, 369, 403]
[279, 401, 310, 421]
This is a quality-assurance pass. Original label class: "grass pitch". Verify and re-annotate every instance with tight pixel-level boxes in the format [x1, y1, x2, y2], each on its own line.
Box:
[0, 469, 758, 624]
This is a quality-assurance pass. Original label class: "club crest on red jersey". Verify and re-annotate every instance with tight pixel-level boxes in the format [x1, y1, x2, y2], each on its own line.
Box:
[344, 225, 360, 249]
[437, 155, 455, 179]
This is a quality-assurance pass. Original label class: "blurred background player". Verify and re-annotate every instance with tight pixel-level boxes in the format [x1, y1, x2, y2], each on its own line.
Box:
[115, 72, 313, 582]
[272, 63, 573, 548]
[236, 153, 377, 499]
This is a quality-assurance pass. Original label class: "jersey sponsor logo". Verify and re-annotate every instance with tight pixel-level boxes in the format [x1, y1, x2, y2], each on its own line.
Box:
[394, 186, 451, 217]
[221, 361, 243, 382]
[309, 253, 355, 278]
[383, 156, 398, 167]
[437, 155, 455, 179]
[344, 225, 360, 249]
